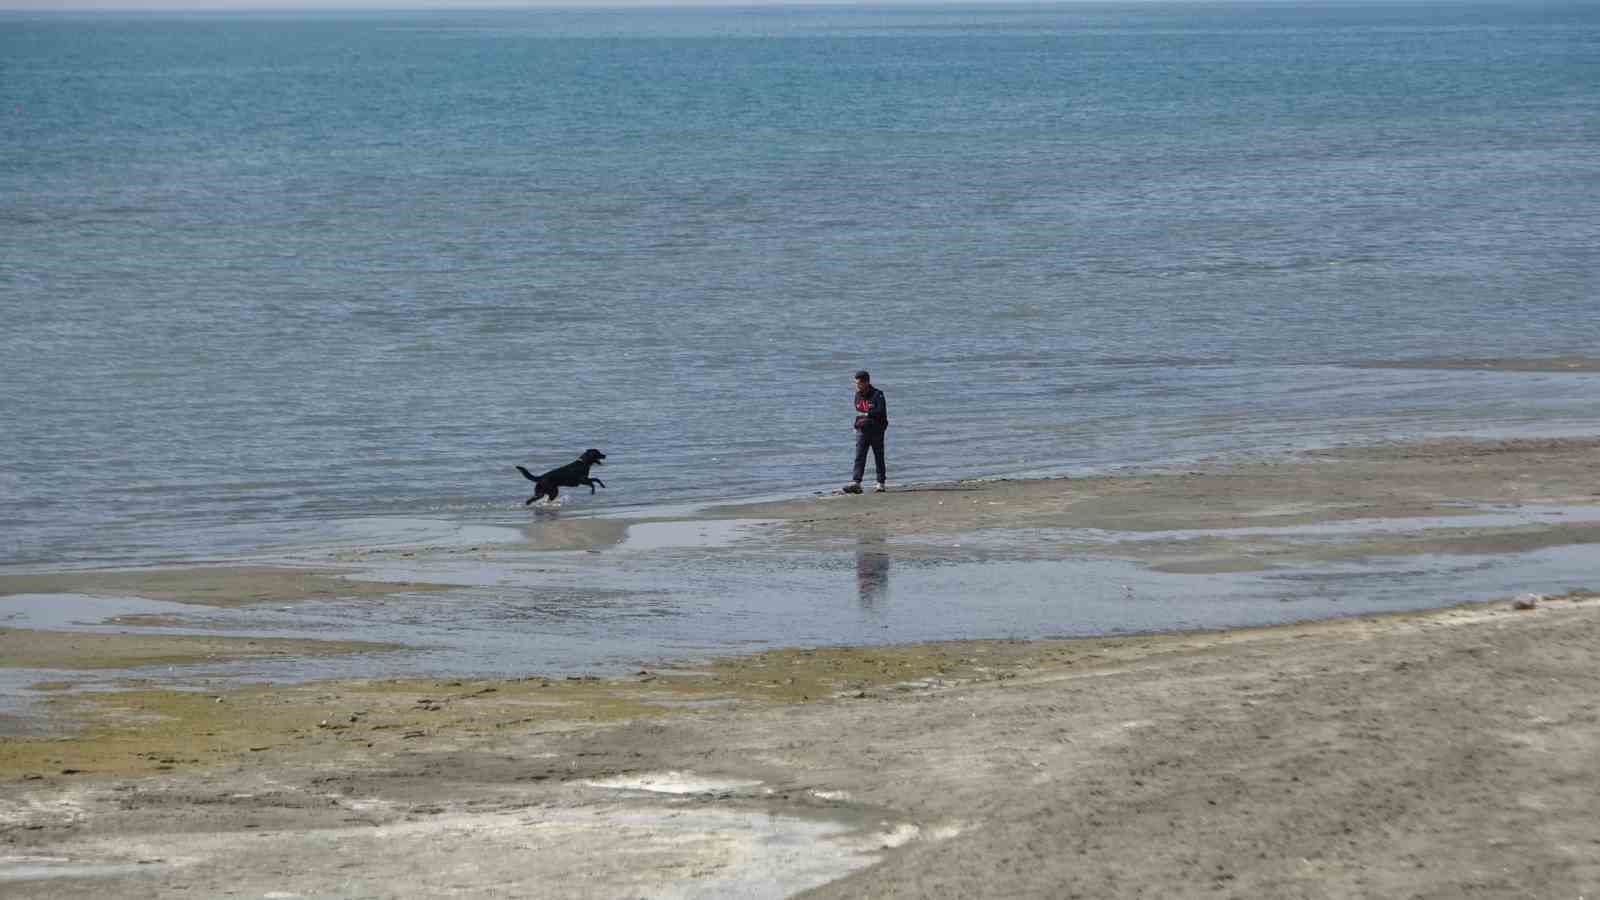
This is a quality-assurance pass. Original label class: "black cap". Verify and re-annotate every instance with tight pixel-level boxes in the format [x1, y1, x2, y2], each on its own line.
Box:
[854, 370, 870, 381]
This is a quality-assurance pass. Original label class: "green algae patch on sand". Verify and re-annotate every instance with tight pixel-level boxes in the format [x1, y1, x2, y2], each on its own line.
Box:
[16, 614, 1465, 785]
[693, 643, 1041, 703]
[0, 684, 368, 781]
[0, 677, 679, 782]
[0, 566, 457, 607]
[0, 627, 399, 671]
[4, 608, 1525, 783]
[0, 639, 1113, 783]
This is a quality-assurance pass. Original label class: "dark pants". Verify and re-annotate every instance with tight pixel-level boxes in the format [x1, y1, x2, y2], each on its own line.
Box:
[853, 428, 886, 484]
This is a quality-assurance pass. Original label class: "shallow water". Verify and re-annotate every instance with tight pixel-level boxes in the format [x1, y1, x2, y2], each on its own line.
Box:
[3, 5, 1598, 712]
[3, 2, 1598, 567]
[5, 511, 1595, 698]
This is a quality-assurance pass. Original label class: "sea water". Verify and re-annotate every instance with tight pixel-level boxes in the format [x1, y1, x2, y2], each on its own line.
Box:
[3, 1, 1598, 567]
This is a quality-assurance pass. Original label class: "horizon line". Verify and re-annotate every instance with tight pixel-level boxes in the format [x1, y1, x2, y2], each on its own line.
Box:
[0, 0, 1524, 11]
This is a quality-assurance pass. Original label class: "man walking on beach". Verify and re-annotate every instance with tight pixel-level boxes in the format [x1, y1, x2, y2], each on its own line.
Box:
[844, 370, 888, 494]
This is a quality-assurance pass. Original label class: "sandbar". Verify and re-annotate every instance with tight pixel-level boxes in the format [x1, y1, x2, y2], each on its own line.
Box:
[0, 628, 395, 673]
[0, 566, 455, 608]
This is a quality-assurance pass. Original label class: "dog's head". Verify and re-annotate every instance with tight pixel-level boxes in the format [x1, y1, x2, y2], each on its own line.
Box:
[580, 448, 606, 465]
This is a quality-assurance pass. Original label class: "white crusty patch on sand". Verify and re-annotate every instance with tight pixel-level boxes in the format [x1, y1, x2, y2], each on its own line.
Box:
[582, 770, 764, 795]
[15, 804, 889, 899]
[0, 855, 178, 883]
[0, 791, 88, 829]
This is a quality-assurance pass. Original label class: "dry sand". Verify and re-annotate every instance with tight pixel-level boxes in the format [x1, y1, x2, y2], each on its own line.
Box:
[3, 436, 1600, 897]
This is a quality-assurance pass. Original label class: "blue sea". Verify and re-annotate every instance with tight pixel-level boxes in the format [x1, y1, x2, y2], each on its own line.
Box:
[3, 1, 1598, 568]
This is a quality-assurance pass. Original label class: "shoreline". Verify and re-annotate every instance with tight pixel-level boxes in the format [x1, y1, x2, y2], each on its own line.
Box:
[6, 354, 1598, 577]
[0, 590, 1581, 778]
[2, 433, 1600, 895]
[1, 435, 1598, 675]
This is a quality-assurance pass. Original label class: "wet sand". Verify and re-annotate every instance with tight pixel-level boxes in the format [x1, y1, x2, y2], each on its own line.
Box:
[0, 566, 455, 608]
[3, 435, 1600, 896]
[716, 436, 1600, 554]
[0, 629, 395, 673]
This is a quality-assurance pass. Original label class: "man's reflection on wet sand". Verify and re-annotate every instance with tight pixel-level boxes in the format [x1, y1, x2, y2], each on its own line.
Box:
[855, 539, 891, 609]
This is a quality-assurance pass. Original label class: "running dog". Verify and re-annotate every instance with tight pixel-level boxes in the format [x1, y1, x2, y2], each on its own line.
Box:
[516, 449, 606, 505]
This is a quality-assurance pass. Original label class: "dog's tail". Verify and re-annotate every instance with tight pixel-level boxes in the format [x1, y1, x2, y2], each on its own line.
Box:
[515, 465, 539, 483]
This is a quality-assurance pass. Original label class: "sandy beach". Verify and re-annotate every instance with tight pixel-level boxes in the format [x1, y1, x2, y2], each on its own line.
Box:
[3, 435, 1600, 897]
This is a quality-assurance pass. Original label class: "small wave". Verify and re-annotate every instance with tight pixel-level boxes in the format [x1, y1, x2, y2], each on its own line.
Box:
[1350, 357, 1600, 373]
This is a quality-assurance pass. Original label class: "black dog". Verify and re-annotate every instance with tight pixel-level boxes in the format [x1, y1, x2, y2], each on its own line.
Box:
[516, 449, 606, 505]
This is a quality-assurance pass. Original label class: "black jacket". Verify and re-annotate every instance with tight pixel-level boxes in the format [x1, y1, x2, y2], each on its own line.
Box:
[853, 386, 888, 433]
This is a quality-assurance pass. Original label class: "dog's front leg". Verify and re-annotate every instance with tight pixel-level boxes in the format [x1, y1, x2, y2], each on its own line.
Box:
[586, 477, 605, 493]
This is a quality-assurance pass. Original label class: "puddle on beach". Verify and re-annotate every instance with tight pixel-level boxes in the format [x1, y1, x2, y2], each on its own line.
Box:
[0, 856, 161, 884]
[0, 593, 211, 632]
[3, 526, 1597, 705]
[1, 500, 1596, 724]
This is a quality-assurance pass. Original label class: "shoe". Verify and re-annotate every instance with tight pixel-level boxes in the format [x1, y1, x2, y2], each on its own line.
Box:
[874, 483, 887, 493]
[842, 482, 863, 494]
